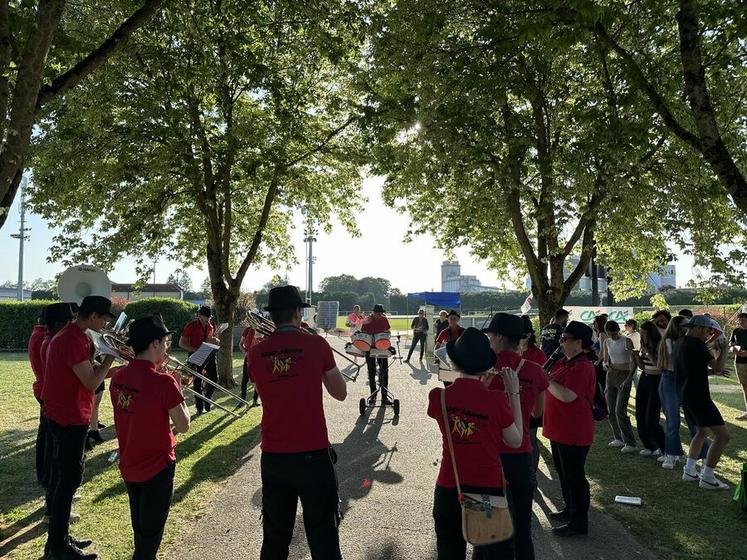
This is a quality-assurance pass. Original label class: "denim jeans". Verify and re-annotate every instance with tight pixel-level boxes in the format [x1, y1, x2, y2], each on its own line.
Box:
[658, 371, 709, 458]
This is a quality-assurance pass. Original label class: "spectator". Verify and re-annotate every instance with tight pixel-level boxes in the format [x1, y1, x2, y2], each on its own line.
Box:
[591, 315, 608, 392]
[540, 308, 569, 357]
[634, 321, 666, 457]
[602, 321, 637, 453]
[729, 312, 747, 420]
[652, 309, 672, 337]
[678, 309, 694, 319]
[405, 309, 429, 363]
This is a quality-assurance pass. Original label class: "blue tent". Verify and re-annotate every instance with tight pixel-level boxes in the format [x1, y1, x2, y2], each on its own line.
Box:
[406, 291, 461, 309]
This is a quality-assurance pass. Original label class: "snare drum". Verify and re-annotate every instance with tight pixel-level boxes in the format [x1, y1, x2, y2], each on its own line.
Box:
[352, 332, 373, 351]
[374, 332, 391, 350]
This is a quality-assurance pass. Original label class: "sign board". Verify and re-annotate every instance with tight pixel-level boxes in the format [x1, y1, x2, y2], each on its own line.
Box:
[565, 306, 634, 325]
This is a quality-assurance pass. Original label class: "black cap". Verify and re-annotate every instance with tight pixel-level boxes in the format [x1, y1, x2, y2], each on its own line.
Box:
[264, 285, 310, 311]
[520, 315, 534, 335]
[448, 309, 460, 318]
[446, 327, 495, 375]
[198, 305, 212, 317]
[68, 302, 80, 313]
[373, 304, 386, 313]
[79, 296, 116, 319]
[127, 314, 174, 347]
[556, 308, 570, 318]
[738, 312, 747, 320]
[482, 312, 526, 340]
[45, 303, 74, 328]
[563, 321, 593, 343]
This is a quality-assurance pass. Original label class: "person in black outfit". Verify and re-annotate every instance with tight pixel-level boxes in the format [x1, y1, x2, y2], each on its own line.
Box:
[540, 308, 570, 357]
[433, 310, 448, 365]
[405, 309, 429, 362]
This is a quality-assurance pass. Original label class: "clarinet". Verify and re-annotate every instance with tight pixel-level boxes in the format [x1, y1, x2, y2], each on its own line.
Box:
[543, 346, 563, 373]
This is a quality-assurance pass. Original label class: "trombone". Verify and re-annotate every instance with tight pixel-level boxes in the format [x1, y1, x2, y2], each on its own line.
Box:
[245, 312, 362, 382]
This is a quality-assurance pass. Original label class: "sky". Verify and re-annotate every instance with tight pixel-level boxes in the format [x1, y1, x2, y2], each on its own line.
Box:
[2, 174, 698, 294]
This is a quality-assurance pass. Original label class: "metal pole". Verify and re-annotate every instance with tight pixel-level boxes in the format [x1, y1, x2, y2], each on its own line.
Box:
[307, 235, 313, 305]
[11, 177, 30, 301]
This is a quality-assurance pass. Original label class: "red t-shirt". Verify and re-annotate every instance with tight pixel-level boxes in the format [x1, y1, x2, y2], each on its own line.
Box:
[241, 327, 256, 354]
[248, 329, 336, 453]
[182, 319, 215, 351]
[39, 334, 53, 395]
[28, 325, 48, 399]
[110, 359, 184, 482]
[361, 315, 390, 334]
[42, 323, 93, 426]
[521, 345, 547, 367]
[436, 325, 465, 346]
[489, 351, 549, 454]
[427, 379, 514, 489]
[543, 354, 596, 446]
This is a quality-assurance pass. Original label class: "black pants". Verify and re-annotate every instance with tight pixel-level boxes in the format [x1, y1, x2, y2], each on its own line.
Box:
[46, 420, 88, 553]
[433, 485, 514, 560]
[406, 332, 427, 360]
[366, 355, 389, 398]
[125, 462, 175, 560]
[529, 415, 543, 473]
[501, 452, 536, 560]
[35, 398, 50, 488]
[260, 449, 341, 560]
[240, 356, 250, 400]
[549, 441, 590, 532]
[192, 357, 217, 413]
[635, 373, 665, 452]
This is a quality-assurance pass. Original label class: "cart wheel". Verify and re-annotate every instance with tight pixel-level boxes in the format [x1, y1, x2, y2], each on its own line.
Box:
[359, 398, 366, 416]
[393, 399, 400, 416]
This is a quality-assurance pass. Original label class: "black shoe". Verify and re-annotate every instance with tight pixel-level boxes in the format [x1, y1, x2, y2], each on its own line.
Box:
[87, 430, 104, 444]
[404, 358, 410, 363]
[195, 410, 203, 417]
[548, 509, 570, 521]
[84, 438, 93, 452]
[552, 524, 587, 537]
[205, 405, 211, 412]
[367, 394, 376, 405]
[68, 536, 92, 549]
[47, 541, 98, 559]
[97, 422, 106, 429]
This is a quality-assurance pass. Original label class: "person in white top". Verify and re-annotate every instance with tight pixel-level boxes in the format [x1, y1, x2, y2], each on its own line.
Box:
[603, 321, 637, 453]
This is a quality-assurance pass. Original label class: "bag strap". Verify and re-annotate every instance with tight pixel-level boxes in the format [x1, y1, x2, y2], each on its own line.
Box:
[440, 388, 462, 497]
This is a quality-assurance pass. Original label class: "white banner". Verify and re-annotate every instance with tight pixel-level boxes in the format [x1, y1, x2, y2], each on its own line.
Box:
[565, 306, 634, 325]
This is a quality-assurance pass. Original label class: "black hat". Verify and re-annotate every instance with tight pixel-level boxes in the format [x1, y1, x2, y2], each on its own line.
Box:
[198, 305, 212, 317]
[520, 315, 534, 335]
[555, 308, 570, 318]
[264, 285, 311, 311]
[372, 303, 386, 313]
[45, 303, 74, 328]
[483, 312, 526, 340]
[68, 302, 80, 313]
[127, 314, 174, 347]
[563, 321, 593, 343]
[738, 312, 747, 320]
[79, 296, 116, 319]
[448, 309, 460, 318]
[446, 327, 496, 375]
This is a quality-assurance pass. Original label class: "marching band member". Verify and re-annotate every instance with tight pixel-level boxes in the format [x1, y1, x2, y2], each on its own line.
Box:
[110, 315, 190, 560]
[435, 309, 464, 348]
[427, 327, 523, 559]
[29, 307, 48, 485]
[345, 305, 364, 331]
[484, 314, 548, 560]
[404, 308, 429, 363]
[178, 306, 220, 415]
[43, 296, 116, 560]
[239, 323, 259, 406]
[362, 303, 391, 404]
[520, 315, 548, 473]
[248, 286, 347, 559]
[433, 310, 448, 365]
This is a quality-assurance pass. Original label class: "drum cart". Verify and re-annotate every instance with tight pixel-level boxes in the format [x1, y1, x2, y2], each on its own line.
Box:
[357, 346, 401, 417]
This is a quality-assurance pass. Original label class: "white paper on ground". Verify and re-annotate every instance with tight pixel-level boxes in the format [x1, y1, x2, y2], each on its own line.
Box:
[614, 495, 642, 506]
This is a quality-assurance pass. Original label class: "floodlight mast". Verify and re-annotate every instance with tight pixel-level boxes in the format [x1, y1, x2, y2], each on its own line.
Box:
[10, 176, 30, 301]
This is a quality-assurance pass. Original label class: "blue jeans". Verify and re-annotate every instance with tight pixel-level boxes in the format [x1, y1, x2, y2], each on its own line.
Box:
[658, 371, 709, 458]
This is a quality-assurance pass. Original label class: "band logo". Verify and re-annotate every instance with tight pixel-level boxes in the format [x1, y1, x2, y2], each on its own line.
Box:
[450, 415, 477, 439]
[271, 356, 294, 375]
[117, 392, 134, 409]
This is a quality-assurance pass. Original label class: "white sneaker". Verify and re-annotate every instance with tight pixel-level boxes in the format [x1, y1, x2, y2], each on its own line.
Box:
[652, 449, 662, 457]
[608, 439, 624, 448]
[620, 445, 638, 454]
[662, 455, 678, 469]
[699, 475, 729, 490]
[682, 468, 699, 482]
[639, 449, 654, 457]
[657, 454, 666, 463]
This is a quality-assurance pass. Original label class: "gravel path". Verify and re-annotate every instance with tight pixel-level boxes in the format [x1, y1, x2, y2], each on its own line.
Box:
[169, 337, 657, 560]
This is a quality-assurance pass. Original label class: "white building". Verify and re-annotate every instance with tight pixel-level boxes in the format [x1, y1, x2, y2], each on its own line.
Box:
[441, 261, 498, 293]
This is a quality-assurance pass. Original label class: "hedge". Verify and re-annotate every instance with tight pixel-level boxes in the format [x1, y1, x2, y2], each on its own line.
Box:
[121, 298, 199, 343]
[0, 300, 58, 350]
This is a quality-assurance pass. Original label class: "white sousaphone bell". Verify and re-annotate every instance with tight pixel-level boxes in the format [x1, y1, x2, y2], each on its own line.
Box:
[57, 264, 112, 304]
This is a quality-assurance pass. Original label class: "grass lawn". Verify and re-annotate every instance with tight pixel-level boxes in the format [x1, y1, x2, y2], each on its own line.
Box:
[0, 352, 260, 560]
[557, 369, 747, 559]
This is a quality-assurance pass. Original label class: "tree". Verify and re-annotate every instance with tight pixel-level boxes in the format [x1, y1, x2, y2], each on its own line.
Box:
[166, 268, 193, 292]
[319, 274, 359, 294]
[0, 0, 167, 229]
[30, 1, 366, 384]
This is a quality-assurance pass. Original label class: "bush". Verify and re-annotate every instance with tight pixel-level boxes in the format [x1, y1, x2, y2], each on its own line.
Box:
[122, 298, 199, 341]
[0, 300, 57, 350]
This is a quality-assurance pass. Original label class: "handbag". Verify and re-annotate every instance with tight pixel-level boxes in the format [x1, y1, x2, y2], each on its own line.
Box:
[440, 389, 514, 546]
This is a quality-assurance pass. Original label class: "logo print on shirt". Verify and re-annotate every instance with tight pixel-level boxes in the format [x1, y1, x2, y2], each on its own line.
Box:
[271, 355, 293, 375]
[117, 392, 133, 409]
[450, 415, 477, 438]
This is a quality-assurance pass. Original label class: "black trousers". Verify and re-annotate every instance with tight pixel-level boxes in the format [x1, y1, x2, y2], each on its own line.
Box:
[549, 441, 590, 532]
[635, 373, 665, 452]
[501, 452, 536, 560]
[240, 356, 250, 400]
[366, 355, 389, 398]
[46, 420, 88, 553]
[406, 332, 427, 360]
[192, 357, 217, 413]
[125, 462, 175, 560]
[433, 485, 514, 560]
[35, 398, 50, 488]
[260, 449, 341, 560]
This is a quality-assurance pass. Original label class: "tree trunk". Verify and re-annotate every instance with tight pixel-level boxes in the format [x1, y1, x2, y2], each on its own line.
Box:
[212, 292, 237, 387]
[536, 289, 567, 329]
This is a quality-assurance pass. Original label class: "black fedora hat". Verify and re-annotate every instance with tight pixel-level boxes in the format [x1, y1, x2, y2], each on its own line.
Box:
[372, 303, 386, 313]
[482, 312, 526, 340]
[446, 327, 496, 375]
[45, 302, 74, 328]
[127, 314, 174, 347]
[563, 321, 593, 343]
[264, 285, 311, 311]
[79, 295, 116, 319]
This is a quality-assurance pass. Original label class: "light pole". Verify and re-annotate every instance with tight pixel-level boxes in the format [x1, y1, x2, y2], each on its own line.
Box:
[304, 221, 317, 305]
[10, 176, 30, 301]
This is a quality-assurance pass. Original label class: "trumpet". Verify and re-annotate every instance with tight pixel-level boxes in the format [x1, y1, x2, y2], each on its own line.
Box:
[245, 312, 362, 381]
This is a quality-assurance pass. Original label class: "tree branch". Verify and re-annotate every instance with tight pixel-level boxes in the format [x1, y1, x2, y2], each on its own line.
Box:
[284, 115, 356, 168]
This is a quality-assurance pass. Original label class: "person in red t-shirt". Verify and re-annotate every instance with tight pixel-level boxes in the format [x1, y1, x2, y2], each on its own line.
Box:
[543, 321, 597, 538]
[427, 327, 522, 559]
[42, 296, 116, 560]
[361, 303, 392, 404]
[248, 285, 346, 559]
[110, 314, 189, 560]
[239, 324, 258, 405]
[435, 309, 465, 387]
[483, 313, 548, 560]
[178, 305, 220, 415]
[520, 314, 548, 473]
[29, 308, 48, 485]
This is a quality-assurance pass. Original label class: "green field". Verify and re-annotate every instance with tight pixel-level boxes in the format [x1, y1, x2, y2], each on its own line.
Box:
[0, 353, 259, 560]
